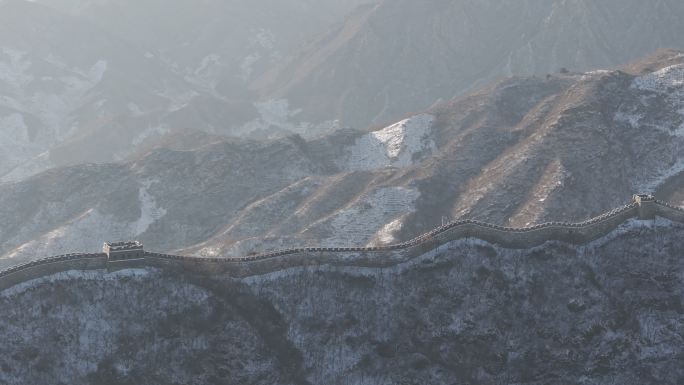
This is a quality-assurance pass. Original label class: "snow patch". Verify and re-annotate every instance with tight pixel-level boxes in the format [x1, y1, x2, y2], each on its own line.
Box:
[372, 120, 407, 158]
[0, 48, 33, 89]
[2, 209, 139, 261]
[0, 151, 53, 182]
[127, 102, 143, 116]
[238, 99, 339, 139]
[317, 186, 420, 247]
[374, 217, 405, 244]
[239, 29, 279, 81]
[614, 110, 642, 128]
[634, 64, 684, 92]
[134, 180, 167, 235]
[0, 113, 30, 148]
[194, 54, 220, 76]
[131, 125, 169, 146]
[0, 112, 34, 177]
[340, 114, 435, 171]
[579, 69, 613, 81]
[163, 90, 200, 112]
[587, 69, 612, 75]
[255, 99, 300, 126]
[240, 53, 261, 81]
[184, 54, 222, 89]
[253, 29, 276, 51]
[86, 60, 108, 83]
[631, 64, 684, 136]
[636, 157, 684, 193]
[2, 181, 166, 261]
[0, 55, 111, 179]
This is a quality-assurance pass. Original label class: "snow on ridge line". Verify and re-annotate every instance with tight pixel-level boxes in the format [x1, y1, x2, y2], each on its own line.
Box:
[341, 113, 435, 171]
[633, 64, 684, 92]
[371, 119, 407, 159]
[373, 113, 435, 160]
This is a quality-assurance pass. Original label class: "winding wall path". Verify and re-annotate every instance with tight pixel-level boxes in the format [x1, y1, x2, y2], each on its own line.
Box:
[1, 199, 683, 291]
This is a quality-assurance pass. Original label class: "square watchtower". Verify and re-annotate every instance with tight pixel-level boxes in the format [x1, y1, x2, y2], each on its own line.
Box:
[633, 194, 656, 220]
[103, 241, 145, 261]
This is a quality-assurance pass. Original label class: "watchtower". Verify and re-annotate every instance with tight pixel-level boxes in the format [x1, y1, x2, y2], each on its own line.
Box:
[633, 194, 656, 220]
[103, 241, 145, 261]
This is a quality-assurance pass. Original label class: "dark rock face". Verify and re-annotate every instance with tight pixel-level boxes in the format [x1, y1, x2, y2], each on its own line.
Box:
[1, 219, 682, 384]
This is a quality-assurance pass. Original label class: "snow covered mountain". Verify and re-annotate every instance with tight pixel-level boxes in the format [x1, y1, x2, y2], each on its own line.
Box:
[0, 0, 376, 182]
[33, 0, 375, 94]
[4, 0, 683, 183]
[1, 51, 683, 263]
[253, 0, 684, 129]
[0, 0, 254, 181]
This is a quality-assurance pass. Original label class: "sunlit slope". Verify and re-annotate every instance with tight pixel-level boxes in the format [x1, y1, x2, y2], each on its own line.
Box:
[1, 51, 683, 261]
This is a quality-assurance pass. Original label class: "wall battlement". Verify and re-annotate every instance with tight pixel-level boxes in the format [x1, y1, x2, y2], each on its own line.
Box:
[103, 241, 144, 260]
[633, 194, 657, 219]
[1, 195, 683, 291]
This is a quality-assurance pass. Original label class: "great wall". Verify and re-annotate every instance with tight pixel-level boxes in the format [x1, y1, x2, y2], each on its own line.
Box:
[1, 194, 683, 291]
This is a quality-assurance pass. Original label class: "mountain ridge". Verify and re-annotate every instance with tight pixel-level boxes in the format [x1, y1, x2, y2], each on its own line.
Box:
[0, 201, 682, 384]
[1, 195, 680, 276]
[254, 0, 684, 129]
[1, 50, 683, 264]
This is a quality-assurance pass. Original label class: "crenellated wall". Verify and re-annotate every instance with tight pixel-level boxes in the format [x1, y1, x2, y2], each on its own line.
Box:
[1, 200, 683, 290]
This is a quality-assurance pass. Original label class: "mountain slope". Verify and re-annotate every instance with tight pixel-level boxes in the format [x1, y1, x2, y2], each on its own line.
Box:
[0, 218, 682, 384]
[0, 0, 252, 181]
[34, 0, 375, 92]
[1, 51, 683, 263]
[253, 0, 684, 129]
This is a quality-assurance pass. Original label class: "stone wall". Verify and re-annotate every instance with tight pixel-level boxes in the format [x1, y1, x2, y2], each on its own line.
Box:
[0, 254, 107, 292]
[1, 201, 682, 289]
[656, 199, 684, 222]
